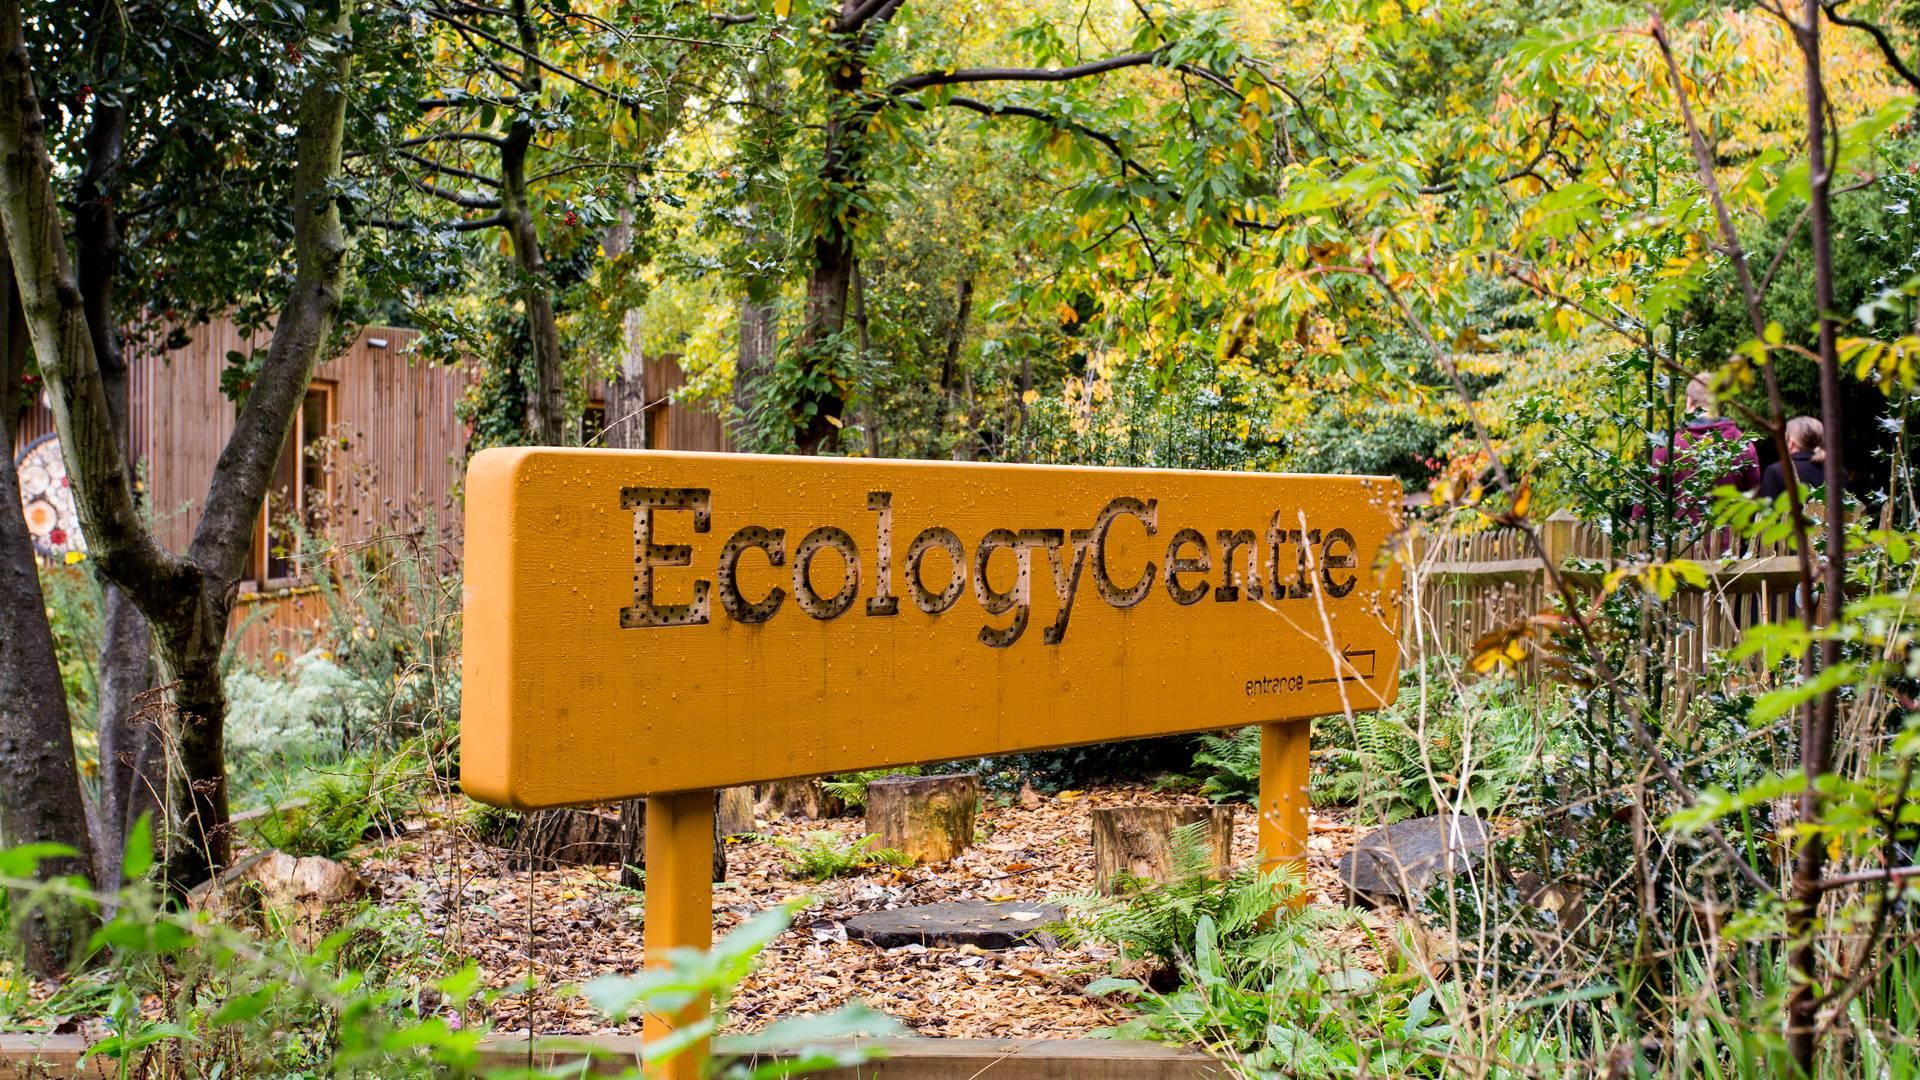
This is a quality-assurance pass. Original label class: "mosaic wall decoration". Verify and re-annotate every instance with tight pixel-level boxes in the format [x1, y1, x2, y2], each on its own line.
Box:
[14, 433, 85, 559]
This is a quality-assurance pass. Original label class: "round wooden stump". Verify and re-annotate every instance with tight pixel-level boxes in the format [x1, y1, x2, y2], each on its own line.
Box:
[754, 779, 845, 821]
[1092, 805, 1234, 894]
[865, 773, 980, 864]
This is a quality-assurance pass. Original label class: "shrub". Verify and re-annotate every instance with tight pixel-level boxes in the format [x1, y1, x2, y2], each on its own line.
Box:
[296, 527, 461, 768]
[226, 650, 375, 793]
[1192, 727, 1260, 803]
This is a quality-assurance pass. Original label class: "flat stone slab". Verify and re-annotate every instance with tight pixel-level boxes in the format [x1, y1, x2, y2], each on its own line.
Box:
[845, 900, 1063, 950]
[1338, 814, 1491, 907]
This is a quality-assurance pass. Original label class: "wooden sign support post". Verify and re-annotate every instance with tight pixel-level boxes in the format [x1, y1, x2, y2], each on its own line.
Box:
[461, 449, 1403, 1076]
[1259, 720, 1313, 901]
[642, 790, 716, 1078]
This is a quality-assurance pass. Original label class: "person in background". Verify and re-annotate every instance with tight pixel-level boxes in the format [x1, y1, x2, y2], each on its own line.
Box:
[1759, 416, 1828, 499]
[1651, 374, 1763, 511]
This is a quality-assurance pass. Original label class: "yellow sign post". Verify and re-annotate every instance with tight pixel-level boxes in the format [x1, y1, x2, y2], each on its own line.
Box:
[461, 448, 1402, 1074]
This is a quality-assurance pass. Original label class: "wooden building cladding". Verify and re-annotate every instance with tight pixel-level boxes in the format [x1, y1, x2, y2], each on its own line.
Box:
[12, 318, 730, 660]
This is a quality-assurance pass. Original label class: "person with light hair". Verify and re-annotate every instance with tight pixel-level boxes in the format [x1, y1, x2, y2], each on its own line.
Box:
[1650, 374, 1762, 516]
[1759, 416, 1830, 499]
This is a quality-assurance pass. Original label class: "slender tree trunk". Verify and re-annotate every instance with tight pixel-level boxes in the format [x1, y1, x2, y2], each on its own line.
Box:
[790, 0, 882, 454]
[0, 236, 95, 972]
[850, 257, 880, 456]
[1787, 4, 1845, 1070]
[502, 128, 565, 446]
[501, 0, 567, 447]
[734, 295, 776, 443]
[729, 58, 783, 448]
[72, 18, 153, 887]
[932, 276, 972, 457]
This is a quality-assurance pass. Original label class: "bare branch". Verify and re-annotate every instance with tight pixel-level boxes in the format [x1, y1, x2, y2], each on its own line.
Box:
[395, 148, 503, 188]
[1822, 1, 1920, 92]
[1419, 105, 1562, 195]
[364, 212, 508, 232]
[930, 94, 1149, 177]
[396, 130, 508, 149]
[425, 7, 634, 102]
[888, 50, 1162, 96]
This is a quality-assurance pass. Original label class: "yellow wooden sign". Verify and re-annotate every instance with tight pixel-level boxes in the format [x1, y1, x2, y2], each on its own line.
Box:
[461, 448, 1404, 810]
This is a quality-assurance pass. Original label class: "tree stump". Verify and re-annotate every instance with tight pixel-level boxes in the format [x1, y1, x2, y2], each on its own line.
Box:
[755, 779, 845, 821]
[717, 786, 756, 837]
[1092, 805, 1234, 894]
[617, 795, 729, 889]
[510, 807, 625, 869]
[865, 774, 979, 864]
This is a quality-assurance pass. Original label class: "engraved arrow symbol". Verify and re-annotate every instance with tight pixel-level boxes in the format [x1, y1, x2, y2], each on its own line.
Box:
[1308, 644, 1378, 685]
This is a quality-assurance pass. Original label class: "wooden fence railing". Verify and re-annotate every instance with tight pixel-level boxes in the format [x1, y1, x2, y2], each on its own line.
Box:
[1403, 510, 1807, 689]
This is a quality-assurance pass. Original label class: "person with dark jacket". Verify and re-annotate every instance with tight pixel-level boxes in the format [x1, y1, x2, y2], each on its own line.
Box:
[1759, 416, 1829, 499]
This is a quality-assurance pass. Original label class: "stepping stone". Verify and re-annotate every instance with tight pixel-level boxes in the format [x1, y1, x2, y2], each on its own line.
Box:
[845, 900, 1063, 950]
[1337, 814, 1491, 908]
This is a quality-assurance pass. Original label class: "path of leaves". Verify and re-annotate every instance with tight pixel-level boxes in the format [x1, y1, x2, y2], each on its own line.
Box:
[358, 786, 1384, 1038]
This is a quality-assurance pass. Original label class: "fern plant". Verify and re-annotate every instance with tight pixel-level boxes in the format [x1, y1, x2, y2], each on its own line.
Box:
[774, 832, 913, 880]
[819, 766, 922, 811]
[1053, 821, 1311, 984]
[1193, 728, 1261, 803]
[1321, 690, 1542, 823]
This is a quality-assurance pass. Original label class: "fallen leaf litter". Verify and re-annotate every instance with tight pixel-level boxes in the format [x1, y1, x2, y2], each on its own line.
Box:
[355, 785, 1390, 1038]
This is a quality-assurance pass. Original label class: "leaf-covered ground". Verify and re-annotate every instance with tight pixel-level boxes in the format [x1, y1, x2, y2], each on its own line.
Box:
[359, 785, 1389, 1039]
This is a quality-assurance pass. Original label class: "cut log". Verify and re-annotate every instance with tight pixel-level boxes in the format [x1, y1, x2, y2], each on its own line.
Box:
[718, 786, 756, 837]
[512, 807, 625, 869]
[1092, 805, 1234, 894]
[187, 850, 363, 948]
[755, 779, 845, 821]
[617, 796, 728, 889]
[865, 774, 980, 865]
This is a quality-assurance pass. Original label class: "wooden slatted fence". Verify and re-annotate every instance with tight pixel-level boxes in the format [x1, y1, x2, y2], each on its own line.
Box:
[1404, 510, 1806, 691]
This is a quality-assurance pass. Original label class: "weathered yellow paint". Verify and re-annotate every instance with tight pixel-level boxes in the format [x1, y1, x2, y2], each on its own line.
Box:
[461, 448, 1402, 807]
[641, 789, 715, 1079]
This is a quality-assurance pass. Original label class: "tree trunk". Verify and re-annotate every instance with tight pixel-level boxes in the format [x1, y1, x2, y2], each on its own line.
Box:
[513, 806, 625, 868]
[501, 123, 567, 447]
[734, 295, 776, 444]
[0, 0, 355, 891]
[93, 587, 153, 885]
[790, 0, 882, 455]
[0, 238, 95, 972]
[1787, 4, 1846, 1069]
[1091, 805, 1234, 894]
[73, 16, 153, 889]
[932, 277, 972, 457]
[865, 774, 979, 865]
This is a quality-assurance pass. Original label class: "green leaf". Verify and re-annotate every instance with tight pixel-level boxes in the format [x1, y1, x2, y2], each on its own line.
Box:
[1750, 662, 1861, 724]
[123, 812, 155, 882]
[0, 843, 78, 879]
[210, 987, 276, 1026]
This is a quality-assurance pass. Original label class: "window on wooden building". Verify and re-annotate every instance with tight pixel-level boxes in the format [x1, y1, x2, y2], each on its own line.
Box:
[244, 382, 334, 588]
[581, 401, 607, 446]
